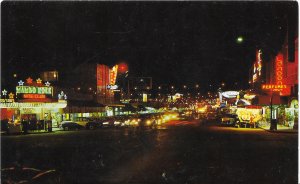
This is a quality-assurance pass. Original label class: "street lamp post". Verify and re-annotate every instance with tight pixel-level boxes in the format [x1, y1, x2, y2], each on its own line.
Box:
[270, 90, 277, 131]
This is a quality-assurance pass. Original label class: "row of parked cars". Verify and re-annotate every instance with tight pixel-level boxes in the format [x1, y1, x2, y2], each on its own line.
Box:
[59, 113, 169, 131]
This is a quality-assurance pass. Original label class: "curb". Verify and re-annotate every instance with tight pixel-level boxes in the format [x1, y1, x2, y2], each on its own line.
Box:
[259, 127, 298, 134]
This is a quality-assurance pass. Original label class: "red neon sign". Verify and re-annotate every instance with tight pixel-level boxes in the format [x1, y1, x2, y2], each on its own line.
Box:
[275, 54, 283, 85]
[23, 94, 46, 99]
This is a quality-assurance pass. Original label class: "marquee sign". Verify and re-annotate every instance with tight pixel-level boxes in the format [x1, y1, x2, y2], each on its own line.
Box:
[16, 86, 53, 95]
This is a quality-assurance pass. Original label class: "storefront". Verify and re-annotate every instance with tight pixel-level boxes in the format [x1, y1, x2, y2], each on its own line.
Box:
[0, 77, 67, 128]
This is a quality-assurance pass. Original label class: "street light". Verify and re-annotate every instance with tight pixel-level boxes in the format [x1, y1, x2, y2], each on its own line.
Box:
[236, 36, 244, 44]
[195, 84, 199, 88]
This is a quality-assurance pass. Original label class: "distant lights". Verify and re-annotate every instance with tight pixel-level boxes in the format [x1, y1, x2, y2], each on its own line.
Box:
[236, 36, 244, 43]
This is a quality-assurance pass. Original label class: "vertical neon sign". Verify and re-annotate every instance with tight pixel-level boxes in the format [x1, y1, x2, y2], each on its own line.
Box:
[275, 53, 283, 85]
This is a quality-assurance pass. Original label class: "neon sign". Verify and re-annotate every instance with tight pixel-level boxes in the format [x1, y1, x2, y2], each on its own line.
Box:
[252, 50, 262, 83]
[16, 86, 53, 95]
[275, 54, 283, 85]
[106, 85, 118, 90]
[262, 84, 287, 91]
[109, 65, 118, 85]
[222, 91, 239, 98]
[23, 94, 46, 99]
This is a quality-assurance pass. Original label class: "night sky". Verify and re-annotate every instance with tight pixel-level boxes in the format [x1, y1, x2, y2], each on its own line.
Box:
[1, 1, 298, 91]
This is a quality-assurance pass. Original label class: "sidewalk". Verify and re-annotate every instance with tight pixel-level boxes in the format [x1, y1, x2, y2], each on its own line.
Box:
[27, 127, 61, 134]
[1, 127, 61, 136]
[260, 125, 298, 134]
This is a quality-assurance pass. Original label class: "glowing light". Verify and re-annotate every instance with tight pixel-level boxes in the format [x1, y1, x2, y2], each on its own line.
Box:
[2, 89, 8, 96]
[109, 65, 118, 85]
[26, 77, 33, 84]
[45, 81, 51, 86]
[261, 84, 287, 91]
[118, 63, 128, 73]
[36, 78, 42, 84]
[23, 94, 46, 99]
[146, 120, 151, 125]
[16, 86, 53, 95]
[13, 74, 17, 78]
[8, 93, 14, 99]
[275, 54, 283, 85]
[0, 101, 67, 108]
[18, 80, 24, 86]
[236, 36, 243, 43]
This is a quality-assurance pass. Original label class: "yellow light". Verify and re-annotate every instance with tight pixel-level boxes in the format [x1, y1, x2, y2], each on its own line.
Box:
[146, 120, 151, 125]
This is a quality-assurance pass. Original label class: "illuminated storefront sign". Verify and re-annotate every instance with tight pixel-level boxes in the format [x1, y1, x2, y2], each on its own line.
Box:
[106, 85, 118, 90]
[109, 65, 118, 85]
[0, 99, 14, 103]
[23, 94, 46, 99]
[261, 84, 287, 90]
[16, 86, 53, 95]
[275, 53, 283, 85]
[222, 91, 239, 98]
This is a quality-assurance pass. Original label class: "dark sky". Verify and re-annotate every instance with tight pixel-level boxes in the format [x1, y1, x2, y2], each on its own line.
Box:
[1, 1, 298, 90]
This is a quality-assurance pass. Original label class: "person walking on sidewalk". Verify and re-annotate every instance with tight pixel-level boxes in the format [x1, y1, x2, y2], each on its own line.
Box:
[47, 117, 52, 132]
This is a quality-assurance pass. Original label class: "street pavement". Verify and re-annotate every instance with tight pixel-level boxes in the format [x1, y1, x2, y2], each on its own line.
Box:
[1, 120, 298, 184]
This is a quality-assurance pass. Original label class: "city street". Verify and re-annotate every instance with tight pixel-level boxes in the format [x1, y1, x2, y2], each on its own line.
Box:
[2, 120, 297, 184]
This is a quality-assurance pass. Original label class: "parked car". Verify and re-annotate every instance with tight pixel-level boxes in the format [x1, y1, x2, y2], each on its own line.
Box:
[74, 117, 91, 127]
[220, 114, 239, 127]
[60, 121, 83, 131]
[85, 120, 103, 130]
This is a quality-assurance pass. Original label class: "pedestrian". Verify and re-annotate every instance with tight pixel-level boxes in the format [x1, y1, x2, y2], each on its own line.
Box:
[250, 115, 256, 128]
[48, 117, 52, 132]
